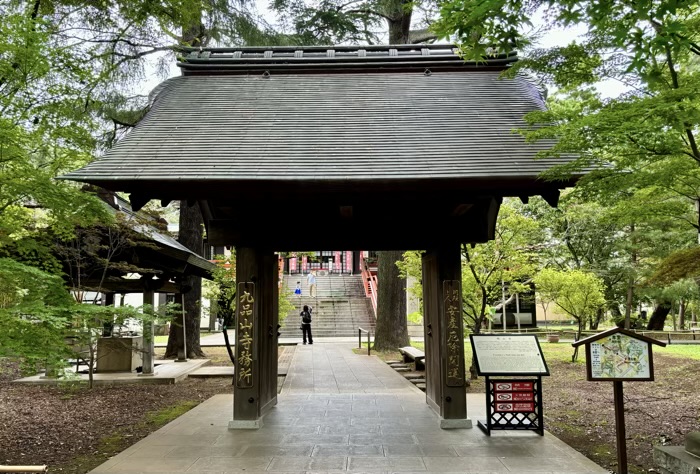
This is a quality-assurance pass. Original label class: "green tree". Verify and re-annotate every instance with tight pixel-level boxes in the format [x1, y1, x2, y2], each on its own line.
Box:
[534, 267, 605, 360]
[0, 258, 74, 371]
[434, 0, 700, 330]
[461, 199, 540, 336]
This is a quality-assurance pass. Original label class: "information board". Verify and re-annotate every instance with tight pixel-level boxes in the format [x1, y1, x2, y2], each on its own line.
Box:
[470, 334, 549, 376]
[588, 332, 652, 381]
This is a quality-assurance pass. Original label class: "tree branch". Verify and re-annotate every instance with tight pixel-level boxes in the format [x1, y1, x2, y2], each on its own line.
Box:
[346, 8, 392, 21]
[409, 28, 437, 44]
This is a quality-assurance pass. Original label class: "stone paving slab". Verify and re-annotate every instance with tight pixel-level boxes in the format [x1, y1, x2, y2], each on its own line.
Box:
[13, 359, 210, 385]
[89, 343, 608, 474]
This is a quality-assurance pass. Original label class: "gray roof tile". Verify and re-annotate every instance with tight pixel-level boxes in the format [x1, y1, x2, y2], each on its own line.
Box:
[63, 70, 567, 185]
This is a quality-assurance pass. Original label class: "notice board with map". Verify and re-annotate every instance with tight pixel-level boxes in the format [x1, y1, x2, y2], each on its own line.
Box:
[573, 327, 665, 382]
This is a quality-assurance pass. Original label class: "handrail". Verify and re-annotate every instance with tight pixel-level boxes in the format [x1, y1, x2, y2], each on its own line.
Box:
[358, 327, 371, 356]
[360, 258, 378, 320]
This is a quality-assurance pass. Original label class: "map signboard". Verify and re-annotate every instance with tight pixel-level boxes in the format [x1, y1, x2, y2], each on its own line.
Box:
[589, 333, 651, 381]
[470, 334, 549, 376]
[572, 327, 665, 473]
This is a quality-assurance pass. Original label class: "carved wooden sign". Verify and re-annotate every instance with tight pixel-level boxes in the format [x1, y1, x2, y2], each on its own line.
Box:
[235, 282, 255, 389]
[443, 280, 465, 387]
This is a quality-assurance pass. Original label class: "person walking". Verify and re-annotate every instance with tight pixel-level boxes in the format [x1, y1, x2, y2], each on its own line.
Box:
[307, 271, 317, 298]
[300, 305, 313, 345]
[294, 281, 301, 298]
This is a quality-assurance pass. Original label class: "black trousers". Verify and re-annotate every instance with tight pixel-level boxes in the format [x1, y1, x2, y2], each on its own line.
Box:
[302, 324, 313, 344]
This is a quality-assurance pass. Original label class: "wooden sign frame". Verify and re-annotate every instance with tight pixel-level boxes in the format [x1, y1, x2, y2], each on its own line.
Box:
[572, 327, 665, 382]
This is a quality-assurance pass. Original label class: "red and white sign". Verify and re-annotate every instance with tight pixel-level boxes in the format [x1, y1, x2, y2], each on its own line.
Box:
[494, 382, 533, 392]
[495, 402, 535, 412]
[495, 392, 534, 401]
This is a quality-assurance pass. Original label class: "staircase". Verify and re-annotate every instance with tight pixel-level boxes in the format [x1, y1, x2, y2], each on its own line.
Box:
[280, 274, 375, 338]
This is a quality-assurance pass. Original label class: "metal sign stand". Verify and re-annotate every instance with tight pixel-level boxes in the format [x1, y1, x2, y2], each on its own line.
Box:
[478, 376, 544, 436]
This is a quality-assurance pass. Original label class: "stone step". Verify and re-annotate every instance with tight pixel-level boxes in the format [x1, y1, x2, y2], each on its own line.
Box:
[281, 274, 374, 338]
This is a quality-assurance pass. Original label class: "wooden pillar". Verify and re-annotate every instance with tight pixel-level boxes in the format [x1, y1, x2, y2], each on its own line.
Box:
[175, 293, 187, 362]
[141, 289, 155, 376]
[230, 247, 279, 429]
[103, 293, 115, 336]
[422, 244, 470, 429]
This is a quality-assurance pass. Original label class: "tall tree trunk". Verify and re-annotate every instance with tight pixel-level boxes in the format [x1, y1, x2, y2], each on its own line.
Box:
[388, 15, 411, 44]
[624, 225, 636, 330]
[678, 299, 686, 330]
[591, 307, 604, 330]
[373, 250, 409, 351]
[384, 0, 412, 44]
[165, 202, 205, 358]
[646, 301, 672, 330]
[624, 277, 634, 330]
[164, 10, 207, 359]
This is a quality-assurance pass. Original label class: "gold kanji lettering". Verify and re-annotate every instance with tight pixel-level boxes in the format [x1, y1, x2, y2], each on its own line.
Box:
[239, 350, 252, 367]
[240, 333, 253, 350]
[238, 368, 252, 384]
[239, 319, 253, 331]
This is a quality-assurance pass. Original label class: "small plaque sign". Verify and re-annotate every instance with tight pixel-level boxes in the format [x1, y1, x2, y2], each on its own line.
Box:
[494, 381, 533, 391]
[495, 392, 534, 401]
[495, 402, 536, 413]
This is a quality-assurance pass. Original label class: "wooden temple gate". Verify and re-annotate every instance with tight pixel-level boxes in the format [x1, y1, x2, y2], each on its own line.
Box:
[62, 44, 574, 429]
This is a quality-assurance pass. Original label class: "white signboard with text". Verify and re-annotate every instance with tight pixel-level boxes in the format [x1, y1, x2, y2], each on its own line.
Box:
[470, 334, 549, 376]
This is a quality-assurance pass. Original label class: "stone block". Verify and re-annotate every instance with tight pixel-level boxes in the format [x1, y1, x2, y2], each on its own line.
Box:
[653, 445, 700, 474]
[686, 432, 700, 458]
[96, 336, 143, 372]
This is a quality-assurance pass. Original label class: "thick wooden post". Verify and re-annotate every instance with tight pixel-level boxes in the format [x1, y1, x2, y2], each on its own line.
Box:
[141, 289, 155, 376]
[422, 244, 470, 428]
[175, 293, 187, 362]
[231, 247, 278, 429]
[614, 381, 628, 474]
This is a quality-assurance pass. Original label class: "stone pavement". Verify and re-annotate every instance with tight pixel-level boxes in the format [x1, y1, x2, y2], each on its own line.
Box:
[89, 343, 608, 473]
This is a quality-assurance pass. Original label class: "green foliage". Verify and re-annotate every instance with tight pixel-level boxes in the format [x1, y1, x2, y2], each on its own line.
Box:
[0, 258, 74, 369]
[648, 247, 700, 286]
[397, 250, 424, 320]
[434, 0, 700, 326]
[462, 199, 541, 333]
[534, 268, 605, 335]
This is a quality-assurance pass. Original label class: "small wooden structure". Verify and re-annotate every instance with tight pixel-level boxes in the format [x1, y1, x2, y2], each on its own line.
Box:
[69, 191, 216, 373]
[573, 327, 666, 474]
[62, 44, 579, 428]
